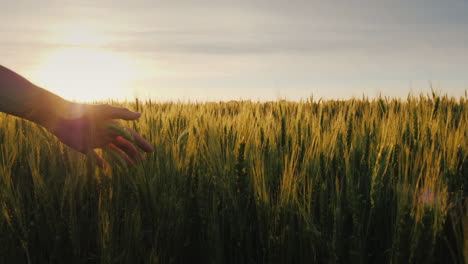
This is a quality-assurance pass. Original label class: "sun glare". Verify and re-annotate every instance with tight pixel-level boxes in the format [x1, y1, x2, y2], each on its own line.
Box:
[34, 48, 136, 102]
[31, 23, 138, 102]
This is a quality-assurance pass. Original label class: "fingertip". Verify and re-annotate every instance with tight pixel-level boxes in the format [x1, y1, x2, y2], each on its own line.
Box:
[133, 111, 142, 118]
[101, 105, 142, 120]
[124, 110, 141, 120]
[140, 142, 153, 153]
[145, 143, 154, 153]
[126, 128, 154, 152]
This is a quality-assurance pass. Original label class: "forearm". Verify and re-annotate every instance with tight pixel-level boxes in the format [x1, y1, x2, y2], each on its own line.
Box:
[0, 64, 72, 130]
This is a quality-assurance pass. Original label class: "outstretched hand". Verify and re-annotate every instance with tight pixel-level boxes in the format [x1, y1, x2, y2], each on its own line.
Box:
[49, 103, 153, 168]
[0, 64, 153, 168]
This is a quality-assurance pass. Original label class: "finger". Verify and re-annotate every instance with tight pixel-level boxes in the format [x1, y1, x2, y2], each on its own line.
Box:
[105, 123, 135, 143]
[107, 143, 135, 167]
[104, 122, 153, 153]
[96, 105, 141, 120]
[90, 150, 109, 169]
[126, 127, 154, 152]
[113, 136, 144, 162]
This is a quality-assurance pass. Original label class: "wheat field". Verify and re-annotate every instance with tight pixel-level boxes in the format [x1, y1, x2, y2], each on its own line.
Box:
[1, 93, 467, 263]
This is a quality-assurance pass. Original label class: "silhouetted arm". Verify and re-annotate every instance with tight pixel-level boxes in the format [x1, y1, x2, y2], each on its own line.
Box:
[0, 64, 153, 167]
[0, 64, 72, 130]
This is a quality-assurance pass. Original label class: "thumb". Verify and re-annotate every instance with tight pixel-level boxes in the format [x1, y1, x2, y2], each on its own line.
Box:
[97, 105, 141, 120]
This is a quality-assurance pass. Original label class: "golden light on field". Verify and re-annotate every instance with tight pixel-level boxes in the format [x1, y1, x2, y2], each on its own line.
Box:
[33, 23, 137, 102]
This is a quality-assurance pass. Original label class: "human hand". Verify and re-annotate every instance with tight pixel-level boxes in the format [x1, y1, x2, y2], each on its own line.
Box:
[0, 65, 152, 167]
[48, 103, 153, 168]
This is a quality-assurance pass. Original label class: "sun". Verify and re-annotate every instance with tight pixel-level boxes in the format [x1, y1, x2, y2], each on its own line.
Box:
[33, 48, 136, 102]
[31, 24, 138, 102]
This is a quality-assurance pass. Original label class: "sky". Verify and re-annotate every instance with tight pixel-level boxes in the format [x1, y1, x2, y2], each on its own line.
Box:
[1, 0, 468, 101]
